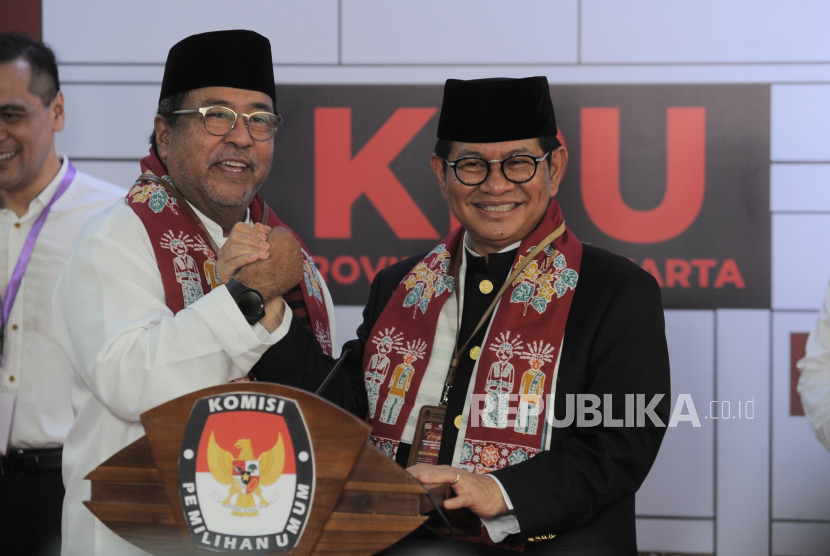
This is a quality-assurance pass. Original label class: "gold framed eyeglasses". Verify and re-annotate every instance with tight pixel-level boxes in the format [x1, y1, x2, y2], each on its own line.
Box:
[172, 106, 282, 141]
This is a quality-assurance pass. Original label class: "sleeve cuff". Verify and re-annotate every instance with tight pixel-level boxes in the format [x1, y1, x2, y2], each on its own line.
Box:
[480, 475, 520, 543]
[253, 300, 293, 344]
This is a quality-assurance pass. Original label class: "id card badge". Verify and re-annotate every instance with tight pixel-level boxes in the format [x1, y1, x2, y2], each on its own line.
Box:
[407, 405, 446, 468]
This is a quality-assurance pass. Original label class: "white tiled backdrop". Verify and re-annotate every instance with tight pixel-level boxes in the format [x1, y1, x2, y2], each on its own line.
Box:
[43, 1, 830, 554]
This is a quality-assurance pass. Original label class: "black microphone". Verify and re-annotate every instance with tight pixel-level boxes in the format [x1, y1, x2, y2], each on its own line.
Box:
[314, 347, 352, 396]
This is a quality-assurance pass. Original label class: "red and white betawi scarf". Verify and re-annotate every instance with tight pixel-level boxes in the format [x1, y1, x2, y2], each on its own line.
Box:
[127, 149, 333, 355]
[365, 200, 582, 473]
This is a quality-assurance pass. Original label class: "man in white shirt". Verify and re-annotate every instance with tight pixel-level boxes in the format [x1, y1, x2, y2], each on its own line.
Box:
[0, 33, 123, 556]
[52, 30, 365, 556]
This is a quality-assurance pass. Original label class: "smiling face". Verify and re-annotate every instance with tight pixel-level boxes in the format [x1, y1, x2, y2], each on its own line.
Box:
[430, 139, 567, 257]
[154, 86, 274, 228]
[0, 59, 64, 203]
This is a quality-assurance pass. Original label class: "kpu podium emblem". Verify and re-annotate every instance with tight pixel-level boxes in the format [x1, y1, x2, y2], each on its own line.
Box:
[178, 392, 314, 553]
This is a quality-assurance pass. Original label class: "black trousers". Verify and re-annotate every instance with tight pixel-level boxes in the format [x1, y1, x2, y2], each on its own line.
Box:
[0, 469, 64, 556]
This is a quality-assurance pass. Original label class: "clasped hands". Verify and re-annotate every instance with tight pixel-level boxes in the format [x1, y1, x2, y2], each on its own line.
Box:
[406, 463, 509, 519]
[216, 222, 305, 331]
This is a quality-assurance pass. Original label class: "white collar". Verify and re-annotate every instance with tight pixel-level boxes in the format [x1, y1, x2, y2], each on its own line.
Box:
[189, 203, 252, 247]
[7, 156, 72, 221]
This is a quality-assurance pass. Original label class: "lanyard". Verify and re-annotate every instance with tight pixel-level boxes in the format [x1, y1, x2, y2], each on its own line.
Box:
[438, 222, 566, 406]
[0, 162, 76, 365]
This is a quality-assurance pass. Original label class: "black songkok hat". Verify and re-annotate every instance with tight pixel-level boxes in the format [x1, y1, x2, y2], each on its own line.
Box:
[159, 30, 277, 109]
[436, 76, 557, 143]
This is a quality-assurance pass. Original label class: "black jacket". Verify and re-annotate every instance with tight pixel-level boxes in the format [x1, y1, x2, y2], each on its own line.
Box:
[255, 243, 670, 555]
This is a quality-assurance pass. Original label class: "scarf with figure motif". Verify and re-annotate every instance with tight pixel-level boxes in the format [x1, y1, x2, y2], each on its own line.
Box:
[364, 200, 581, 471]
[127, 148, 333, 355]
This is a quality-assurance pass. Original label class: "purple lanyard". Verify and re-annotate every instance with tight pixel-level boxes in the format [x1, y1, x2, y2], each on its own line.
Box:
[0, 162, 76, 365]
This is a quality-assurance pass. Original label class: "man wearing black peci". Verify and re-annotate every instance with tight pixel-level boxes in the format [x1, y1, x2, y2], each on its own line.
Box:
[53, 30, 366, 556]
[232, 77, 670, 554]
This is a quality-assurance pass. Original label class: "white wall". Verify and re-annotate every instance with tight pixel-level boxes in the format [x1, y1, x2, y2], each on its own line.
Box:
[43, 1, 830, 554]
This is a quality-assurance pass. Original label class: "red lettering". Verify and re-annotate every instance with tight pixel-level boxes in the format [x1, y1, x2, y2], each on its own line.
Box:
[581, 107, 706, 244]
[315, 108, 439, 239]
[714, 259, 745, 288]
[360, 256, 387, 283]
[331, 256, 360, 284]
[312, 255, 407, 285]
[665, 259, 691, 287]
[640, 259, 664, 287]
[691, 259, 717, 287]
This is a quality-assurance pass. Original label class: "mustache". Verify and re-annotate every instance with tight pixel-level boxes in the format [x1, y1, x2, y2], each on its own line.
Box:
[208, 151, 257, 169]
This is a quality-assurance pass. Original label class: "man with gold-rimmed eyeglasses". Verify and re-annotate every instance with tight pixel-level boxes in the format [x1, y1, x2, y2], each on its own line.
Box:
[53, 30, 366, 556]
[170, 105, 282, 142]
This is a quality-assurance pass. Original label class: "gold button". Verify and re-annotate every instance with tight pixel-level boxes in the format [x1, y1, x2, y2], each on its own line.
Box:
[8, 376, 14, 382]
[470, 346, 481, 360]
[14, 223, 21, 228]
[479, 279, 494, 294]
[454, 415, 462, 429]
[11, 324, 17, 331]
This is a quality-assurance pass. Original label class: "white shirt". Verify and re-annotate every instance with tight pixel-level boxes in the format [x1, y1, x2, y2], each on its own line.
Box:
[53, 195, 335, 556]
[798, 278, 830, 453]
[0, 156, 122, 449]
[401, 233, 519, 542]
[462, 235, 521, 542]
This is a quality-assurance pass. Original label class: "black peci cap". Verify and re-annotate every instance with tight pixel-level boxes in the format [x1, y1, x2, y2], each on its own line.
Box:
[436, 76, 557, 143]
[159, 30, 277, 109]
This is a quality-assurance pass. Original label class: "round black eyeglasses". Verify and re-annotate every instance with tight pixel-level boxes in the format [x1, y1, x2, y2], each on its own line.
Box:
[446, 152, 550, 186]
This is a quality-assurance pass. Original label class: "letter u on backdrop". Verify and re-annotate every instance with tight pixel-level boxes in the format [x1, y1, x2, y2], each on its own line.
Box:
[580, 107, 706, 244]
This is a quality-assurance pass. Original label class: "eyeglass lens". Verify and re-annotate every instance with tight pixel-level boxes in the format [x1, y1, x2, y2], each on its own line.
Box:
[202, 107, 279, 140]
[454, 155, 540, 186]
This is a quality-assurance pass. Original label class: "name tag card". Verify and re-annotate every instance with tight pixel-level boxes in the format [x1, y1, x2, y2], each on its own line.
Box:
[408, 405, 446, 467]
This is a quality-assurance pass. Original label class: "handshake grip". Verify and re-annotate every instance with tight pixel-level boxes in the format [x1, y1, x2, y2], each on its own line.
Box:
[232, 226, 305, 302]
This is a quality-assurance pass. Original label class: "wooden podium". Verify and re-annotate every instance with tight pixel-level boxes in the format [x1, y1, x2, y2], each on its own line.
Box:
[83, 383, 442, 556]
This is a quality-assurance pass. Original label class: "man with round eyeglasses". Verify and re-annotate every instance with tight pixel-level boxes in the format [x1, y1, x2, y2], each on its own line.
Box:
[52, 30, 366, 556]
[350, 77, 669, 554]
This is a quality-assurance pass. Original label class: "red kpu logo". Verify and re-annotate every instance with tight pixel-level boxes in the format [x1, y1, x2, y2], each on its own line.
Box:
[312, 105, 707, 245]
[179, 393, 314, 553]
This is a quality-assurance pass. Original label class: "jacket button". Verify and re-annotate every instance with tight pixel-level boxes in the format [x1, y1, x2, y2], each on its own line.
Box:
[470, 346, 481, 360]
[479, 280, 493, 294]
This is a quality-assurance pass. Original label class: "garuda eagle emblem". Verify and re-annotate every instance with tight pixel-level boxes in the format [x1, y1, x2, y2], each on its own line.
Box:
[207, 431, 285, 517]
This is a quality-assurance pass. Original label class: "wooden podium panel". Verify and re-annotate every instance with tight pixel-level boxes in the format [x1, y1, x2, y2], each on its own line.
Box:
[84, 383, 430, 556]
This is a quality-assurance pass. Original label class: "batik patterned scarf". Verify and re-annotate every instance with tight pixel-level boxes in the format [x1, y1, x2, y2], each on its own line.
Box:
[127, 148, 333, 355]
[364, 200, 581, 471]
